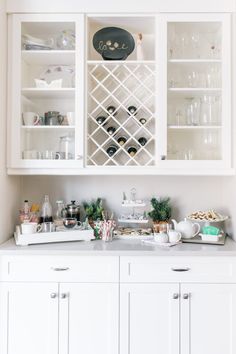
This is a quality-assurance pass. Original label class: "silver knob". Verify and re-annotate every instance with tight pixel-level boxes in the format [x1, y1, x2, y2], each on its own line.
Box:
[173, 293, 179, 299]
[50, 293, 57, 299]
[183, 293, 189, 299]
[61, 293, 67, 299]
[76, 155, 83, 160]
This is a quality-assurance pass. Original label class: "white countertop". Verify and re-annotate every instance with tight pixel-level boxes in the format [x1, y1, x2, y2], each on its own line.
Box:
[0, 237, 236, 256]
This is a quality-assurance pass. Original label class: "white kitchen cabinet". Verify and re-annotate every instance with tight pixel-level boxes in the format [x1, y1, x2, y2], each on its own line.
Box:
[7, 14, 85, 170]
[157, 13, 231, 171]
[0, 256, 119, 354]
[120, 283, 180, 354]
[0, 282, 59, 354]
[59, 283, 119, 354]
[181, 283, 236, 354]
[7, 12, 233, 175]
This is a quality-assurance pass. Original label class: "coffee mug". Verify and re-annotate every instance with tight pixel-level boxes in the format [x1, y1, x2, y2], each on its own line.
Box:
[22, 112, 40, 126]
[21, 222, 42, 234]
[22, 150, 39, 159]
[168, 230, 182, 243]
[154, 233, 169, 243]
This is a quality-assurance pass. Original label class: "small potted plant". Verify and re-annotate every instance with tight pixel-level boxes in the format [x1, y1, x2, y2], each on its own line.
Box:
[82, 198, 104, 229]
[148, 197, 172, 233]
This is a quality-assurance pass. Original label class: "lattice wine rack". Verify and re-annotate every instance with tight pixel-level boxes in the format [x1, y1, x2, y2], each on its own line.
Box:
[87, 62, 156, 166]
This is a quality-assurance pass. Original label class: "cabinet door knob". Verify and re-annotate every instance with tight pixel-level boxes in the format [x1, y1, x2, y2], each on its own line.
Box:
[183, 293, 189, 299]
[61, 293, 67, 299]
[50, 293, 57, 299]
[76, 155, 83, 160]
[173, 293, 179, 299]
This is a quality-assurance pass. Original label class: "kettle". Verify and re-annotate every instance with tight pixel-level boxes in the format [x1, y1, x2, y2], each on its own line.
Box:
[172, 218, 200, 239]
[63, 201, 80, 221]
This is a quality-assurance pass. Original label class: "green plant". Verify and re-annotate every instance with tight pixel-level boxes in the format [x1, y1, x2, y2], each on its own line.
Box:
[83, 198, 104, 221]
[148, 197, 171, 222]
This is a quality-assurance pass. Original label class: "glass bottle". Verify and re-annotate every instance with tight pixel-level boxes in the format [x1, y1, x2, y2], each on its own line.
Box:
[107, 126, 116, 135]
[138, 137, 147, 146]
[40, 195, 53, 223]
[127, 146, 137, 157]
[107, 106, 117, 115]
[54, 200, 65, 227]
[128, 106, 137, 115]
[19, 200, 31, 223]
[106, 145, 118, 157]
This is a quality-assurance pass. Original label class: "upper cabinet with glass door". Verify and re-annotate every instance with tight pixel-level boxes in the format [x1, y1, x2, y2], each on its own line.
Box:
[7, 14, 84, 170]
[158, 14, 231, 173]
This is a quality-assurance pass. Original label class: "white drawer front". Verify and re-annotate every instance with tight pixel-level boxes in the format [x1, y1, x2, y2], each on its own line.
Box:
[120, 256, 236, 283]
[0, 256, 119, 282]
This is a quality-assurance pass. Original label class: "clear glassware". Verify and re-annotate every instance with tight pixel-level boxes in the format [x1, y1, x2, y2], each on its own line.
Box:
[190, 31, 200, 58]
[54, 200, 65, 227]
[40, 195, 53, 223]
[56, 30, 75, 50]
[206, 31, 221, 59]
[59, 135, 74, 160]
[200, 95, 219, 126]
[185, 98, 200, 126]
[179, 32, 189, 58]
[187, 70, 199, 88]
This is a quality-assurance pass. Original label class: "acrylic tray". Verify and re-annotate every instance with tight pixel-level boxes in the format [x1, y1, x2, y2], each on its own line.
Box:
[14, 225, 95, 246]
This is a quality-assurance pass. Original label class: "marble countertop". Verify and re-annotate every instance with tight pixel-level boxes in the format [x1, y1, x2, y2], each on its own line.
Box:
[0, 237, 236, 256]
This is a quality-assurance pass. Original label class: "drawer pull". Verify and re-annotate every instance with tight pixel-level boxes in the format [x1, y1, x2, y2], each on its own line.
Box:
[52, 267, 70, 272]
[61, 293, 67, 299]
[183, 293, 189, 300]
[173, 293, 179, 299]
[171, 267, 190, 272]
[50, 293, 57, 299]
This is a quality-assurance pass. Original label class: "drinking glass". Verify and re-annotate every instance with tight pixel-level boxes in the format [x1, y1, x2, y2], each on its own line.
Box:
[190, 31, 200, 58]
[185, 98, 200, 126]
[206, 31, 221, 59]
[200, 95, 219, 126]
[179, 32, 189, 58]
[187, 71, 199, 88]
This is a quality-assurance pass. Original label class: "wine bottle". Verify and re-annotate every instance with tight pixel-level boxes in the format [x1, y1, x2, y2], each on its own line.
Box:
[96, 116, 106, 125]
[127, 146, 137, 157]
[107, 126, 116, 135]
[139, 118, 146, 125]
[117, 136, 127, 146]
[39, 195, 53, 223]
[107, 106, 117, 115]
[106, 145, 118, 157]
[128, 106, 137, 115]
[138, 137, 147, 146]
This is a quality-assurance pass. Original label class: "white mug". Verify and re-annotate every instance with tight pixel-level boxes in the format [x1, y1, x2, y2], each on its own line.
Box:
[66, 112, 75, 126]
[22, 112, 40, 126]
[168, 230, 182, 243]
[21, 222, 42, 234]
[154, 233, 169, 243]
[22, 150, 38, 159]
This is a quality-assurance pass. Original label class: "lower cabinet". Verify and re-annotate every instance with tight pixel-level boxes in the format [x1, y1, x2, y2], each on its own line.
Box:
[120, 283, 236, 354]
[120, 283, 180, 354]
[181, 283, 236, 354]
[0, 282, 59, 354]
[0, 282, 119, 354]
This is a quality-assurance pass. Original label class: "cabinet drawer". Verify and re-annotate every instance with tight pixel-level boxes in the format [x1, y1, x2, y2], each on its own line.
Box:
[0, 256, 119, 282]
[120, 256, 236, 283]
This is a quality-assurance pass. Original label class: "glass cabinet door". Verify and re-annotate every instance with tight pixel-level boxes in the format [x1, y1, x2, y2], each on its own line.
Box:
[8, 14, 84, 169]
[158, 14, 231, 171]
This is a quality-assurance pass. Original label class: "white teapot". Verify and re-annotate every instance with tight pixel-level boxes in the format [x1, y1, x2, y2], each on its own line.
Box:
[172, 218, 200, 239]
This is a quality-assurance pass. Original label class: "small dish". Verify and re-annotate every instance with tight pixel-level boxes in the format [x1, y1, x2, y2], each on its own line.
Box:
[199, 233, 222, 242]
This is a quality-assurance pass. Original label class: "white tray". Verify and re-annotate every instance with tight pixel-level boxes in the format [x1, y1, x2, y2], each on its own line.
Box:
[14, 225, 95, 246]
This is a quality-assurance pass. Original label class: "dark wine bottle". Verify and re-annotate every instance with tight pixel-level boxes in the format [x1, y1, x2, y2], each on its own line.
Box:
[107, 126, 116, 135]
[139, 118, 147, 125]
[117, 136, 127, 146]
[138, 137, 147, 146]
[96, 116, 106, 125]
[107, 106, 117, 115]
[106, 145, 118, 157]
[128, 106, 137, 115]
[127, 146, 137, 157]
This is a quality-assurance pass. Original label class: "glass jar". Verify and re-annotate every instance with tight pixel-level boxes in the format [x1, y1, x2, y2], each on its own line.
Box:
[59, 136, 73, 160]
[54, 200, 65, 227]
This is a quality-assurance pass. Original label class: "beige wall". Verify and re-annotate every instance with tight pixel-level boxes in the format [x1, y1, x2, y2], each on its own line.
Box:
[0, 0, 20, 244]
